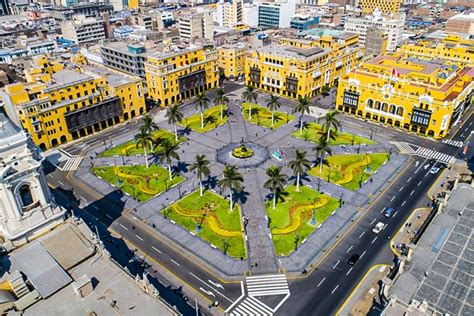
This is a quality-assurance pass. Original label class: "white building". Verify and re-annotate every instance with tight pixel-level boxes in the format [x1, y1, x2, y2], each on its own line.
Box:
[242, 3, 259, 28]
[257, 0, 297, 29]
[0, 110, 65, 248]
[344, 9, 405, 51]
[178, 11, 214, 43]
[215, 0, 243, 28]
[60, 15, 106, 45]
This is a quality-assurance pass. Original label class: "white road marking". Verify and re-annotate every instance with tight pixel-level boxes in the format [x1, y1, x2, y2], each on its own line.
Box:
[346, 267, 353, 276]
[119, 224, 128, 230]
[371, 237, 378, 244]
[208, 280, 224, 289]
[418, 181, 422, 186]
[135, 235, 144, 241]
[393, 211, 398, 217]
[92, 205, 99, 210]
[402, 200, 406, 206]
[106, 214, 113, 220]
[407, 177, 412, 182]
[360, 250, 366, 259]
[199, 287, 215, 297]
[399, 186, 404, 192]
[152, 246, 161, 253]
[370, 218, 377, 225]
[346, 245, 353, 253]
[170, 259, 180, 266]
[410, 190, 414, 196]
[317, 277, 326, 287]
[58, 181, 64, 186]
[359, 231, 365, 239]
[390, 196, 395, 202]
[331, 285, 339, 294]
[333, 260, 340, 269]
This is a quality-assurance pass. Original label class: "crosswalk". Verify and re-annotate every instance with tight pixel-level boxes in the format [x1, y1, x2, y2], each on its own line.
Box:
[415, 147, 455, 164]
[391, 142, 416, 154]
[61, 156, 83, 171]
[229, 274, 290, 316]
[442, 139, 464, 148]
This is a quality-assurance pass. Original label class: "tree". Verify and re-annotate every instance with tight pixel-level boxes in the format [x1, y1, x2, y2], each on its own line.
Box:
[204, 114, 217, 128]
[135, 129, 153, 168]
[141, 114, 158, 134]
[264, 166, 288, 210]
[288, 150, 311, 192]
[215, 87, 229, 120]
[242, 85, 258, 119]
[319, 110, 340, 142]
[218, 165, 243, 212]
[166, 103, 183, 142]
[266, 94, 281, 127]
[158, 139, 180, 180]
[195, 92, 210, 129]
[295, 96, 311, 135]
[313, 138, 332, 176]
[190, 154, 211, 197]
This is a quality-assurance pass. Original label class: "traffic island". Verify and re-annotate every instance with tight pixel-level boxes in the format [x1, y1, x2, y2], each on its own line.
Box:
[293, 122, 375, 146]
[309, 153, 389, 191]
[92, 165, 184, 202]
[98, 130, 185, 157]
[181, 105, 228, 133]
[161, 190, 247, 259]
[241, 102, 295, 129]
[266, 185, 339, 256]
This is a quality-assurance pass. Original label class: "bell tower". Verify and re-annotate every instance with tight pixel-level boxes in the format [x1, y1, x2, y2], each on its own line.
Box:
[0, 111, 65, 248]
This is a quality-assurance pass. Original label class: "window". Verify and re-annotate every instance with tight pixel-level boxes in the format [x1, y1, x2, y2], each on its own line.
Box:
[18, 184, 34, 208]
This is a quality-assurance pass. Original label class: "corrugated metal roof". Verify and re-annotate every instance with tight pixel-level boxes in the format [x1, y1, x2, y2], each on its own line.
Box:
[12, 243, 72, 298]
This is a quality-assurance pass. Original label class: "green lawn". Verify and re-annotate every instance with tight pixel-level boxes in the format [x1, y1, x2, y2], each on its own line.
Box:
[267, 185, 339, 256]
[293, 122, 375, 146]
[309, 153, 389, 191]
[242, 103, 295, 129]
[99, 130, 184, 157]
[181, 105, 228, 133]
[92, 165, 184, 202]
[162, 190, 246, 258]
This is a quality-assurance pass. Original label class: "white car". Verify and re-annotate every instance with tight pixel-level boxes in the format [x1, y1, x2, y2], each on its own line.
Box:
[430, 166, 440, 174]
[372, 222, 385, 234]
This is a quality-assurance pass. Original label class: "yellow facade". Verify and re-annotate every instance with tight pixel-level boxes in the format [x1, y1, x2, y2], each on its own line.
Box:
[2, 57, 145, 150]
[395, 34, 474, 68]
[218, 44, 246, 79]
[145, 46, 219, 107]
[128, 0, 139, 9]
[336, 55, 474, 139]
[245, 32, 364, 99]
[360, 0, 402, 14]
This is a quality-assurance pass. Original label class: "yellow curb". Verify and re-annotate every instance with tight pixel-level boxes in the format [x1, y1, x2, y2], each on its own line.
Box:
[389, 207, 430, 257]
[335, 264, 390, 316]
[425, 166, 449, 200]
[287, 156, 414, 280]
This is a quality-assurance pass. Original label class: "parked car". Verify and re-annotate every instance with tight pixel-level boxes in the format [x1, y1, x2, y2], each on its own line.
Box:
[372, 222, 385, 234]
[384, 207, 395, 218]
[430, 166, 440, 174]
[348, 253, 360, 265]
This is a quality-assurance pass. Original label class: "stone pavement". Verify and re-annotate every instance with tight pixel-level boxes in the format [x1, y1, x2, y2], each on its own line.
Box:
[71, 94, 409, 277]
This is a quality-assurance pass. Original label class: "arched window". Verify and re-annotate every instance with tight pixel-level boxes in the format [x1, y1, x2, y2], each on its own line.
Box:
[382, 103, 388, 112]
[375, 101, 381, 110]
[389, 104, 396, 114]
[367, 99, 374, 108]
[397, 107, 404, 116]
[19, 184, 34, 208]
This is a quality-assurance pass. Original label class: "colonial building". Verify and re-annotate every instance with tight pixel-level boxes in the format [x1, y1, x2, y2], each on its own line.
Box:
[0, 110, 65, 247]
[245, 29, 364, 99]
[336, 55, 473, 139]
[218, 43, 246, 79]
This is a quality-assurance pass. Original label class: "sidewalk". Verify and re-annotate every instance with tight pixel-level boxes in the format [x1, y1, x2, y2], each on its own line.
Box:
[391, 208, 431, 257]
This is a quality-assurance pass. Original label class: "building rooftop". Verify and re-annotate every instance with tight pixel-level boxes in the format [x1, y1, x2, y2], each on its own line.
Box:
[0, 112, 21, 140]
[256, 44, 329, 61]
[83, 65, 137, 88]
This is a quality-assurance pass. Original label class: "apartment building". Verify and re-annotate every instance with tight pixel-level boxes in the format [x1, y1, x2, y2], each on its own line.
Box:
[258, 0, 297, 29]
[245, 29, 364, 99]
[360, 0, 402, 14]
[336, 55, 473, 139]
[1, 56, 145, 150]
[216, 0, 243, 28]
[60, 15, 106, 45]
[178, 11, 214, 43]
[145, 45, 219, 107]
[101, 42, 149, 80]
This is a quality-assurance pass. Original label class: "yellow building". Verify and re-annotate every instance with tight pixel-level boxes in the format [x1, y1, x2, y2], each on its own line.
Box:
[360, 0, 402, 14]
[245, 30, 364, 99]
[218, 43, 246, 79]
[145, 46, 219, 107]
[395, 33, 474, 68]
[336, 55, 474, 139]
[2, 57, 145, 150]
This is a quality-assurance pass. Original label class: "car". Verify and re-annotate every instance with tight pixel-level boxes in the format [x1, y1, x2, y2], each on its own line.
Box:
[429, 158, 436, 164]
[439, 163, 447, 169]
[430, 166, 440, 174]
[384, 207, 395, 218]
[348, 253, 360, 265]
[372, 222, 385, 234]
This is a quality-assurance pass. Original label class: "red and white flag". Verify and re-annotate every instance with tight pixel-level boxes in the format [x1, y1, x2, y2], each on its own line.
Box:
[391, 68, 400, 78]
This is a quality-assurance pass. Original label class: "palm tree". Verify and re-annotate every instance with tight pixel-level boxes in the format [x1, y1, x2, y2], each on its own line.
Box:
[141, 114, 158, 134]
[288, 150, 311, 192]
[195, 92, 210, 129]
[135, 129, 153, 168]
[264, 166, 288, 209]
[214, 87, 229, 120]
[158, 139, 180, 180]
[313, 138, 332, 176]
[218, 165, 243, 212]
[319, 110, 340, 142]
[295, 96, 311, 135]
[266, 94, 281, 127]
[242, 85, 258, 119]
[190, 154, 211, 196]
[204, 114, 217, 128]
[166, 103, 183, 142]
